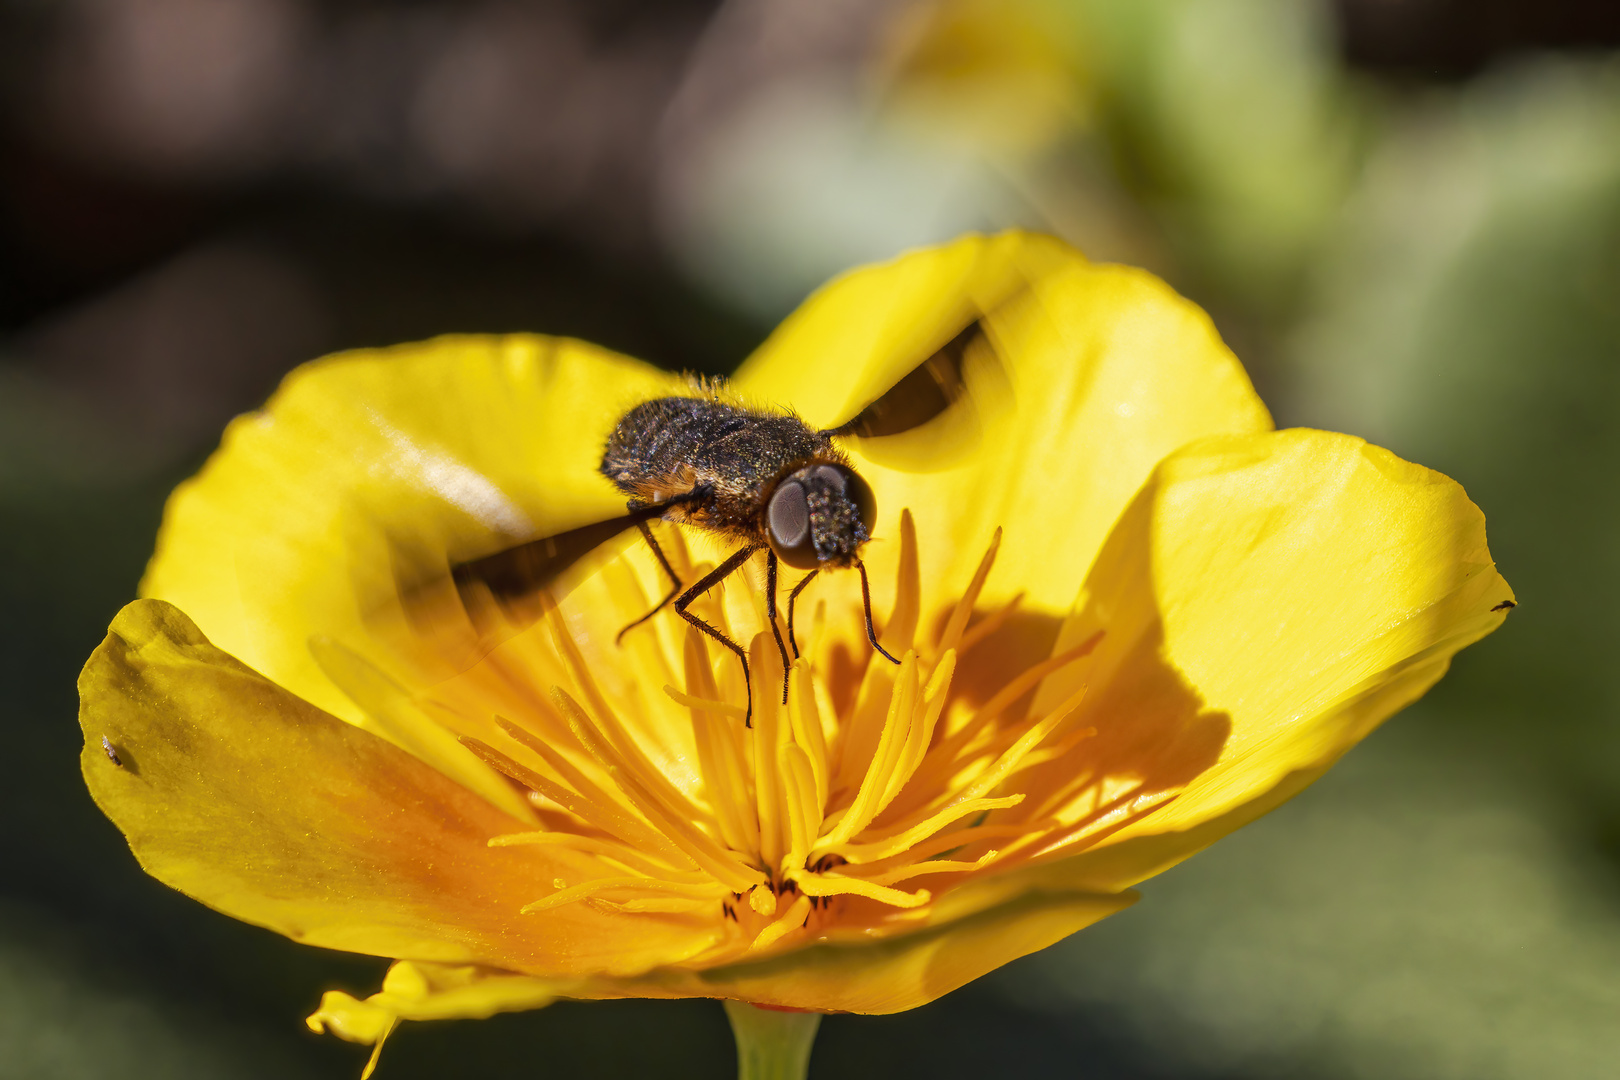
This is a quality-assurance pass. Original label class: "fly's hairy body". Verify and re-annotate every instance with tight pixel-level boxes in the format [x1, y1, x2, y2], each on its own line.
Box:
[600, 394, 849, 547]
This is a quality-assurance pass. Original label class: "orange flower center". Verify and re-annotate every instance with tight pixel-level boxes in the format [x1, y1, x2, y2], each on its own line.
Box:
[407, 513, 1162, 963]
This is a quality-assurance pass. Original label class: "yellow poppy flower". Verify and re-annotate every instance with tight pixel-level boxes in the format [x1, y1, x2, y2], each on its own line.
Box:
[78, 232, 1512, 1074]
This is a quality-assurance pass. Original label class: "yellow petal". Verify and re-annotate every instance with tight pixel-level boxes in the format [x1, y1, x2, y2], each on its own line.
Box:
[79, 598, 725, 978]
[308, 960, 567, 1040]
[323, 877, 1137, 1019]
[1027, 428, 1513, 887]
[307, 960, 572, 1078]
[605, 886, 1137, 1014]
[733, 230, 1273, 619]
[139, 335, 688, 815]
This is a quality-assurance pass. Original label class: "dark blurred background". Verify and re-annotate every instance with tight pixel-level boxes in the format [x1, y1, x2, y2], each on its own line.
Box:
[5, 1, 1620, 1076]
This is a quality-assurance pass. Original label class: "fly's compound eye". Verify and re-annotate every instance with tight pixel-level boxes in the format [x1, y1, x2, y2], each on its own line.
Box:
[836, 466, 877, 538]
[768, 463, 878, 568]
[767, 478, 819, 568]
[810, 463, 877, 541]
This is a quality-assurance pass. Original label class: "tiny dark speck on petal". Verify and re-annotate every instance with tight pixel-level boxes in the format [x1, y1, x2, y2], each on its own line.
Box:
[1491, 600, 1517, 612]
[102, 735, 123, 767]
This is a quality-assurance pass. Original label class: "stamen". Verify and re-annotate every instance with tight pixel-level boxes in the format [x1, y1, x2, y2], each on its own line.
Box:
[490, 716, 682, 853]
[956, 592, 1024, 656]
[487, 830, 701, 880]
[1004, 725, 1096, 775]
[833, 650, 904, 795]
[1024, 769, 1098, 826]
[844, 683, 1090, 863]
[861, 850, 1001, 886]
[451, 518, 1178, 962]
[591, 897, 715, 914]
[805, 599, 827, 663]
[747, 884, 777, 917]
[834, 795, 1024, 864]
[459, 735, 682, 861]
[682, 628, 759, 855]
[1026, 759, 1146, 829]
[312, 636, 541, 819]
[778, 743, 822, 870]
[446, 634, 577, 748]
[943, 633, 1101, 744]
[881, 510, 921, 654]
[521, 877, 725, 914]
[934, 527, 1002, 655]
[820, 652, 920, 848]
[848, 822, 1039, 870]
[546, 606, 719, 832]
[785, 870, 931, 909]
[786, 659, 830, 811]
[550, 687, 765, 893]
[880, 650, 957, 812]
[1030, 788, 1183, 860]
[662, 685, 747, 720]
[750, 895, 813, 952]
[750, 636, 790, 870]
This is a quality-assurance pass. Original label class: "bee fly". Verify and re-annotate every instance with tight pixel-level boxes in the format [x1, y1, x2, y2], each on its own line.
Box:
[451, 319, 992, 726]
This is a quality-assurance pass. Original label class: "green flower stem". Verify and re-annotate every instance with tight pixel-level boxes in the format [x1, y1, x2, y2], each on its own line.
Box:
[723, 1001, 821, 1080]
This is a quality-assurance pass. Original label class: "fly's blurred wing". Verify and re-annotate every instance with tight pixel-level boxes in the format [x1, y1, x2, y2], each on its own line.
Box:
[821, 317, 1009, 473]
[450, 508, 656, 609]
[370, 503, 662, 682]
[385, 473, 710, 672]
[822, 320, 986, 439]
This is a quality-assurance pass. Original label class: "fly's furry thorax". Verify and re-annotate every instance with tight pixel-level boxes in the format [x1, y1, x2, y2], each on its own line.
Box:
[599, 389, 842, 544]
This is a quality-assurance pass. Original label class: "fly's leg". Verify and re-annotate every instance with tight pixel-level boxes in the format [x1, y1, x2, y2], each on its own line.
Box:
[858, 560, 902, 665]
[615, 520, 682, 644]
[675, 544, 762, 726]
[785, 569, 819, 660]
[766, 552, 793, 705]
[614, 485, 712, 644]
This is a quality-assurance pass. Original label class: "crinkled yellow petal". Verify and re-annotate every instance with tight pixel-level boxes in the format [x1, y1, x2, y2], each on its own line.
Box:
[308, 960, 568, 1041]
[307, 961, 572, 1079]
[1026, 428, 1513, 888]
[139, 335, 689, 817]
[733, 230, 1273, 617]
[79, 599, 724, 978]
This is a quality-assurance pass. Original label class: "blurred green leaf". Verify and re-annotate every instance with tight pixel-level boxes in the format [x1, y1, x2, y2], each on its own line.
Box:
[1069, 0, 1368, 308]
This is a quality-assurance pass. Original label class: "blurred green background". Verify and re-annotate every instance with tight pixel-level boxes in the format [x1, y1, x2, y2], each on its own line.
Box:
[4, 0, 1619, 1076]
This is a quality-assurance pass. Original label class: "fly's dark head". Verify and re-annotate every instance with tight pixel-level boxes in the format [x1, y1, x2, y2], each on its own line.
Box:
[765, 462, 876, 570]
